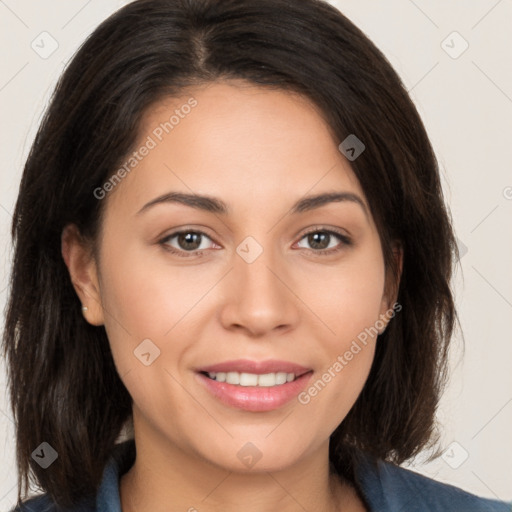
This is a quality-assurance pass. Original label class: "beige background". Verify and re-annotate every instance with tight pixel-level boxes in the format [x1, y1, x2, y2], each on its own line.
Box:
[1, 0, 511, 507]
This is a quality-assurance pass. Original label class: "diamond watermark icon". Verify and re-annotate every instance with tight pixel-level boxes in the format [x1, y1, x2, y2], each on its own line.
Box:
[338, 134, 365, 161]
[441, 31, 469, 59]
[456, 238, 468, 260]
[441, 441, 469, 469]
[237, 442, 263, 469]
[31, 442, 58, 469]
[134, 338, 161, 366]
[236, 236, 263, 264]
[31, 31, 59, 59]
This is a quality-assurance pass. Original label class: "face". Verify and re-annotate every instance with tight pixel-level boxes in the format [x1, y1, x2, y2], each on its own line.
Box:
[65, 80, 401, 473]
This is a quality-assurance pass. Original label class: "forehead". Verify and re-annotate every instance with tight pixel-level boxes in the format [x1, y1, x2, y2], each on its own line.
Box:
[103, 80, 368, 219]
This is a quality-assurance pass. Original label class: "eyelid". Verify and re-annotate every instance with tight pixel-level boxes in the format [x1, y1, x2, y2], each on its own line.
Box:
[299, 225, 351, 240]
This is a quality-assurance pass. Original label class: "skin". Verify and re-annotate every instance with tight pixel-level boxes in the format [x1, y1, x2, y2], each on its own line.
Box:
[62, 80, 402, 512]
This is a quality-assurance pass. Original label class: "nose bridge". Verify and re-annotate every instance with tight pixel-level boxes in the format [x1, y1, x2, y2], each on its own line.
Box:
[220, 234, 298, 335]
[235, 235, 285, 305]
[237, 237, 279, 293]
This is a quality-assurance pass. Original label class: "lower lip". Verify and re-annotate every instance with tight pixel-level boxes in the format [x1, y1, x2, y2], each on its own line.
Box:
[196, 371, 313, 412]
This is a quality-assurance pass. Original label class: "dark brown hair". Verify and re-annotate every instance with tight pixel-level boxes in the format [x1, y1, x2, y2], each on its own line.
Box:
[2, 0, 460, 509]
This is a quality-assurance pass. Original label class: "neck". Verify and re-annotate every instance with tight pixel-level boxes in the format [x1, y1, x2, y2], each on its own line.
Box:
[119, 426, 364, 512]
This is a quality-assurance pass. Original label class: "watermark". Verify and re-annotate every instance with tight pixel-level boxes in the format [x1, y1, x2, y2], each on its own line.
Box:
[298, 302, 402, 405]
[31, 442, 58, 469]
[236, 236, 264, 264]
[31, 31, 59, 59]
[456, 237, 468, 260]
[134, 338, 161, 366]
[503, 186, 512, 200]
[237, 441, 263, 469]
[338, 134, 365, 161]
[441, 441, 469, 469]
[441, 31, 469, 60]
[93, 97, 198, 200]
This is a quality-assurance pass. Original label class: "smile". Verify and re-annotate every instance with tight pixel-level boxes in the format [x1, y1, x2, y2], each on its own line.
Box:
[195, 360, 314, 412]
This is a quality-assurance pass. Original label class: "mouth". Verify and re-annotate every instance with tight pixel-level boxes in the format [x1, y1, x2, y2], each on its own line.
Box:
[195, 359, 313, 412]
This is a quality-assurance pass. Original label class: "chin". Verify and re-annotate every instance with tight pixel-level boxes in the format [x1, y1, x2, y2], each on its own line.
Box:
[193, 434, 311, 474]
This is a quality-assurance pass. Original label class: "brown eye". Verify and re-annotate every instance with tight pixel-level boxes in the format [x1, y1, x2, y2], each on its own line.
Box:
[160, 230, 216, 257]
[296, 229, 352, 255]
[176, 232, 203, 250]
[306, 232, 330, 250]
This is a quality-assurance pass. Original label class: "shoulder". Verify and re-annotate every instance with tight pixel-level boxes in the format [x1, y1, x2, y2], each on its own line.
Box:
[9, 494, 53, 512]
[8, 493, 94, 512]
[8, 440, 135, 512]
[355, 455, 512, 512]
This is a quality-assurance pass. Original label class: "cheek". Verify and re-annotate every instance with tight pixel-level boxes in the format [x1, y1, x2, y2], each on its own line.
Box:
[298, 344, 376, 445]
[295, 246, 384, 408]
[302, 249, 386, 342]
[297, 291, 379, 437]
[96, 237, 216, 368]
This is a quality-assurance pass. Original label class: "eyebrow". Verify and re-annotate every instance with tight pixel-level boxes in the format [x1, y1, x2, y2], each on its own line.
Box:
[137, 191, 369, 218]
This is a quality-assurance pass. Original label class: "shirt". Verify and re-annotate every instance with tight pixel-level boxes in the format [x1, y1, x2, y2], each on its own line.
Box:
[11, 439, 512, 511]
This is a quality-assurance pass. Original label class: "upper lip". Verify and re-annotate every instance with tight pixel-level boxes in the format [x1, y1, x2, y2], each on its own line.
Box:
[197, 359, 312, 376]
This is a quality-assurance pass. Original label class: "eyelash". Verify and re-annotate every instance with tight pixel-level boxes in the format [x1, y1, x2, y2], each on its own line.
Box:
[158, 227, 352, 258]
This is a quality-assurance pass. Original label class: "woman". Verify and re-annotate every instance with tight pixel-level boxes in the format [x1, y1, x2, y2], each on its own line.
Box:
[2, 0, 510, 511]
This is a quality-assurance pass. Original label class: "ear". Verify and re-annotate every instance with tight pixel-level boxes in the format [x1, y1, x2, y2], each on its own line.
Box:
[378, 241, 403, 333]
[61, 224, 105, 326]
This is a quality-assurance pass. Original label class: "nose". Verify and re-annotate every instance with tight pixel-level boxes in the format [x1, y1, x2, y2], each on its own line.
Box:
[219, 242, 300, 337]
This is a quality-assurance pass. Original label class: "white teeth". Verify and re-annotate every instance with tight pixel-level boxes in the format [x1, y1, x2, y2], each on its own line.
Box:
[275, 372, 288, 385]
[206, 371, 298, 386]
[239, 372, 259, 386]
[257, 373, 276, 387]
[226, 371, 240, 385]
